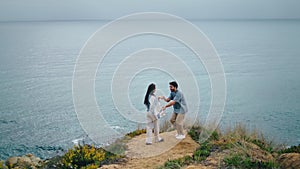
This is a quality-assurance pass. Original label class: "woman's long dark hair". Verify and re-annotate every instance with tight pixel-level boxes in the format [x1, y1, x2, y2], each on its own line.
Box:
[144, 83, 156, 110]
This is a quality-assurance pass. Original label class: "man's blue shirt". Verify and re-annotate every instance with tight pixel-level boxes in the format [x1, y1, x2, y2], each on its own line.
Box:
[168, 90, 188, 113]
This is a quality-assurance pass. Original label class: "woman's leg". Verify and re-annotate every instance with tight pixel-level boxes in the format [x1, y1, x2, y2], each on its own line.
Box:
[153, 119, 163, 142]
[146, 113, 154, 144]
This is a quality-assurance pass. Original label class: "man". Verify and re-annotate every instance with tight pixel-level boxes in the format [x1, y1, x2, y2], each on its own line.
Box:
[160, 81, 188, 139]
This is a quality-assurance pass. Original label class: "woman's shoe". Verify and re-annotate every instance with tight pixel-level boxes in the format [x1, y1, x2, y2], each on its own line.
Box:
[146, 142, 152, 145]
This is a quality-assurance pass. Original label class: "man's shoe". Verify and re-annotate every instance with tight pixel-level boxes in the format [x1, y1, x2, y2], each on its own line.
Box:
[146, 142, 152, 145]
[175, 134, 185, 140]
[156, 138, 164, 143]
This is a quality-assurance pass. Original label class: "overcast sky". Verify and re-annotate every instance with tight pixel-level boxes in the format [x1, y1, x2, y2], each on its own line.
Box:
[0, 0, 300, 21]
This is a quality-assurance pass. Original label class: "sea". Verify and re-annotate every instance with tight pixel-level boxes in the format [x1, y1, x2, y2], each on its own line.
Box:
[0, 19, 299, 160]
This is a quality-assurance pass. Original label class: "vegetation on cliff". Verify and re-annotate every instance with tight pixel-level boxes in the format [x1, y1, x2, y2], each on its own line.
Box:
[1, 124, 299, 169]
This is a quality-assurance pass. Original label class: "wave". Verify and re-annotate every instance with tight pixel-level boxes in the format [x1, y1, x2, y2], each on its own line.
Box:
[0, 119, 17, 124]
[0, 144, 66, 160]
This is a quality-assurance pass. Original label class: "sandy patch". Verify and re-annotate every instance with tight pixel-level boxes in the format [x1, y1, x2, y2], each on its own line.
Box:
[100, 130, 199, 169]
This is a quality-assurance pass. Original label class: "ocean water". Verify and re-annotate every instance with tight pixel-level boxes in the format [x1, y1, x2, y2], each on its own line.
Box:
[0, 19, 300, 160]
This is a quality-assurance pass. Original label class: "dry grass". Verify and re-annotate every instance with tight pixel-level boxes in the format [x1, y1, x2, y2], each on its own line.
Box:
[160, 119, 172, 133]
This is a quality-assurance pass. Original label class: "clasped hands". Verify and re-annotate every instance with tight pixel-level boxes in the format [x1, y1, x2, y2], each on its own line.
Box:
[158, 96, 167, 111]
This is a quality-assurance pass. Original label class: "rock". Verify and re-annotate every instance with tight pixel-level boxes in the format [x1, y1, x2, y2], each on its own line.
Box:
[185, 165, 212, 169]
[278, 153, 300, 169]
[100, 164, 121, 169]
[5, 157, 18, 168]
[30, 156, 43, 167]
[18, 155, 31, 164]
[5, 154, 44, 169]
[26, 153, 33, 158]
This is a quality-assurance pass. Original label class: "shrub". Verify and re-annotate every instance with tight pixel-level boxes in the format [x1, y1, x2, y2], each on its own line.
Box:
[279, 144, 300, 154]
[188, 126, 220, 143]
[210, 130, 220, 141]
[224, 154, 279, 169]
[159, 159, 182, 169]
[0, 161, 8, 169]
[59, 144, 123, 168]
[251, 139, 273, 153]
[81, 163, 98, 169]
[193, 142, 211, 161]
[224, 155, 253, 168]
[188, 126, 202, 141]
[125, 129, 146, 138]
[104, 138, 127, 155]
[158, 156, 193, 169]
[61, 144, 105, 168]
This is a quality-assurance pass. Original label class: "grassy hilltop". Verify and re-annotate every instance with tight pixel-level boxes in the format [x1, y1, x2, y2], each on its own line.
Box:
[1, 123, 300, 169]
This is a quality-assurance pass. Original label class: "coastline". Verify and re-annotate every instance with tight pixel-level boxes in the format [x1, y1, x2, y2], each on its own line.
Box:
[1, 124, 300, 169]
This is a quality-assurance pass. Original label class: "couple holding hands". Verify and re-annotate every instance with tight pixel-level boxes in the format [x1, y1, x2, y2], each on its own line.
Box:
[143, 81, 188, 145]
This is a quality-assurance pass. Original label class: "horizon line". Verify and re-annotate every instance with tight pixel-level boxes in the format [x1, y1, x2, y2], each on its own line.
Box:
[0, 17, 300, 23]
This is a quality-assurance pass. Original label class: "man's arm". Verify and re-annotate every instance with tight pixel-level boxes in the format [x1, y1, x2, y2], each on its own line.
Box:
[162, 100, 175, 110]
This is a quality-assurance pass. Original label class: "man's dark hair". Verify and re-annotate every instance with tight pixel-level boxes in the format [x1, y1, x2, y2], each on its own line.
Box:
[169, 81, 178, 88]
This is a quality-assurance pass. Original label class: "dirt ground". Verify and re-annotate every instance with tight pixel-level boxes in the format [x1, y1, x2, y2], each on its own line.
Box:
[100, 130, 199, 169]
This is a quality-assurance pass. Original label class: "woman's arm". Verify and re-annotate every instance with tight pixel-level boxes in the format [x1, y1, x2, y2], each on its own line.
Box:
[149, 96, 159, 115]
[148, 95, 160, 120]
[158, 96, 170, 102]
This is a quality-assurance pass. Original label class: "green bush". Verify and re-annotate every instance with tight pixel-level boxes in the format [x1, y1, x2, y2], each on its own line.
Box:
[159, 159, 182, 169]
[158, 156, 193, 169]
[41, 144, 124, 169]
[104, 138, 127, 155]
[159, 142, 212, 168]
[188, 126, 202, 142]
[61, 144, 106, 168]
[188, 126, 220, 143]
[81, 163, 98, 169]
[224, 154, 278, 169]
[210, 130, 220, 141]
[251, 139, 273, 153]
[279, 144, 300, 154]
[0, 161, 8, 169]
[224, 155, 246, 167]
[193, 142, 211, 161]
[125, 129, 146, 138]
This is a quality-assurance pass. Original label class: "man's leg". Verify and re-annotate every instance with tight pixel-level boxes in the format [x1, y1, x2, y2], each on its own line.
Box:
[175, 113, 185, 135]
[170, 112, 178, 125]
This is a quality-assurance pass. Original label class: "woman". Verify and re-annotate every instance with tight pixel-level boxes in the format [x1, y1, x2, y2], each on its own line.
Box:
[144, 83, 164, 145]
